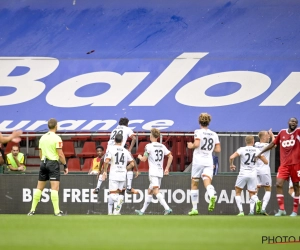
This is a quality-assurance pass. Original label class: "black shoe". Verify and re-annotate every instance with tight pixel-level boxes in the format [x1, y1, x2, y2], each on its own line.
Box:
[93, 188, 99, 194]
[126, 188, 132, 194]
[54, 211, 65, 216]
[27, 211, 35, 216]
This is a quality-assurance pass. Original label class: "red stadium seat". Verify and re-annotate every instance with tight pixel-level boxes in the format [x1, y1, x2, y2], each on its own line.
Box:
[138, 160, 149, 172]
[132, 141, 148, 158]
[100, 141, 108, 152]
[67, 158, 81, 172]
[77, 141, 97, 158]
[81, 158, 93, 171]
[62, 141, 76, 158]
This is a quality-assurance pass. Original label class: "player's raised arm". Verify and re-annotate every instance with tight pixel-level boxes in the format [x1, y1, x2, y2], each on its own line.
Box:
[256, 141, 275, 158]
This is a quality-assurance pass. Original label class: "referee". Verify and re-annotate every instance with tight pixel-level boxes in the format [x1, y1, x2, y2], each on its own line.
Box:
[28, 118, 68, 216]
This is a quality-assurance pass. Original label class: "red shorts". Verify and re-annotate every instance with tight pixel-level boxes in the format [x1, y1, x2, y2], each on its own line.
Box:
[277, 164, 300, 183]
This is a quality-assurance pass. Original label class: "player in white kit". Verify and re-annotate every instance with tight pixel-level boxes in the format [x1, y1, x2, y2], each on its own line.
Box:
[188, 113, 221, 216]
[135, 128, 173, 215]
[230, 136, 268, 216]
[254, 129, 274, 215]
[93, 117, 138, 195]
[102, 133, 135, 215]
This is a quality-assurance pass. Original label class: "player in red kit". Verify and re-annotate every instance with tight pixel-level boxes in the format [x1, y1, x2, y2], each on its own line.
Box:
[256, 117, 300, 216]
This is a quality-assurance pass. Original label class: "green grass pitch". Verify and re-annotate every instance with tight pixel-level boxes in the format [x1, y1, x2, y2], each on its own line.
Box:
[0, 215, 299, 250]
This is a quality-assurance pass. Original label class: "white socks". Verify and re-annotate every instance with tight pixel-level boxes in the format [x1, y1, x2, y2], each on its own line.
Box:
[96, 174, 103, 189]
[156, 193, 169, 210]
[249, 195, 259, 213]
[190, 190, 199, 210]
[206, 184, 215, 199]
[141, 195, 153, 213]
[235, 196, 243, 213]
[126, 171, 133, 190]
[262, 191, 271, 210]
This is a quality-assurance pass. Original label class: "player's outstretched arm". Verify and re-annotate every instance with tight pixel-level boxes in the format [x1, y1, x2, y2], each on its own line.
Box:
[102, 158, 110, 180]
[0, 130, 22, 144]
[256, 142, 275, 159]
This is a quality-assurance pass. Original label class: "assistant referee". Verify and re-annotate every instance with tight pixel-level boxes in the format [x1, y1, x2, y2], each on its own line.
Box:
[28, 118, 68, 216]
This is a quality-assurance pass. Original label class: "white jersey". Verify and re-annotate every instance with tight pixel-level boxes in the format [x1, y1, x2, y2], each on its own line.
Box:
[192, 128, 220, 166]
[145, 142, 171, 178]
[254, 142, 271, 175]
[105, 145, 133, 181]
[236, 146, 261, 176]
[107, 125, 135, 148]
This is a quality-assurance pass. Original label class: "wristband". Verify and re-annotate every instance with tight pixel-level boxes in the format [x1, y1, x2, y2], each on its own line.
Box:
[63, 164, 67, 169]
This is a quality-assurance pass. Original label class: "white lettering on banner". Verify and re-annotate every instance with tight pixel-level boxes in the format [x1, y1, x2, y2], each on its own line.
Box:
[0, 120, 31, 132]
[23, 188, 31, 202]
[0, 54, 299, 108]
[22, 188, 250, 204]
[142, 120, 174, 130]
[46, 72, 149, 107]
[204, 190, 250, 204]
[0, 57, 59, 106]
[260, 73, 300, 106]
[175, 71, 271, 107]
[130, 53, 208, 106]
[0, 119, 174, 131]
[63, 189, 98, 203]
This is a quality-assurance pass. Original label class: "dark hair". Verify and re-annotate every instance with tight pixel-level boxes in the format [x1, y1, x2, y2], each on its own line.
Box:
[48, 118, 57, 129]
[119, 117, 129, 126]
[96, 145, 104, 151]
[115, 134, 123, 143]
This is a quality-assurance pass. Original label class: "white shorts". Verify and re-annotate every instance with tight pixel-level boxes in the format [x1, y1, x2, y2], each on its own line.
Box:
[191, 164, 213, 180]
[257, 174, 272, 187]
[149, 176, 162, 189]
[109, 180, 125, 192]
[235, 175, 257, 192]
[89, 170, 98, 175]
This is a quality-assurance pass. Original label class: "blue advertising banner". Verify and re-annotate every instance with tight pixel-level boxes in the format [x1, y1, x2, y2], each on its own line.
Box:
[0, 0, 299, 132]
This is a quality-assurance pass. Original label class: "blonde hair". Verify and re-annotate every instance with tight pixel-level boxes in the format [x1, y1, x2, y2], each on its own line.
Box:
[151, 128, 160, 139]
[245, 135, 254, 144]
[258, 131, 267, 139]
[199, 113, 211, 127]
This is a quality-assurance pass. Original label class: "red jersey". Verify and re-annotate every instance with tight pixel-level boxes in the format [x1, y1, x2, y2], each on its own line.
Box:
[273, 128, 300, 166]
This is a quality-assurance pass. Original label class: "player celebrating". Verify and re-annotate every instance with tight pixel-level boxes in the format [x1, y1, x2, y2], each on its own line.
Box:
[107, 117, 137, 194]
[230, 136, 268, 216]
[256, 117, 300, 216]
[254, 129, 275, 215]
[102, 134, 135, 215]
[135, 128, 173, 215]
[187, 113, 221, 216]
